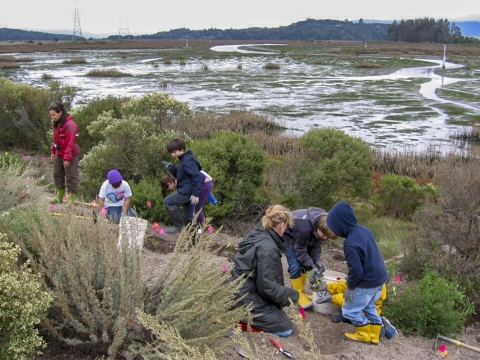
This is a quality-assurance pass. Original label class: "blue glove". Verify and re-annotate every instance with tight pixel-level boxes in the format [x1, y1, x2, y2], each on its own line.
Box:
[162, 160, 174, 171]
[344, 288, 354, 303]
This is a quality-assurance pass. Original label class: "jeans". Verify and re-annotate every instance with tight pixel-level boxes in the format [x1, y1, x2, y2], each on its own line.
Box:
[107, 206, 135, 224]
[285, 247, 302, 278]
[341, 285, 383, 326]
[163, 191, 194, 221]
[195, 181, 213, 225]
[271, 329, 293, 337]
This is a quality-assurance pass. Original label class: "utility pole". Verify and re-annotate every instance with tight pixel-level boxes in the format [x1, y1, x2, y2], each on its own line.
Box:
[72, 2, 83, 41]
[442, 44, 446, 69]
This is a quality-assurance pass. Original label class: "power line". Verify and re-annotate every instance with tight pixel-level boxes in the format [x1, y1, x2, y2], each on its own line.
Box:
[72, 2, 83, 40]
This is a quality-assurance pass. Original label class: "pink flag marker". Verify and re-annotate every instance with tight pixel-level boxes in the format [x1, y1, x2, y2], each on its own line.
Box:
[42, 155, 45, 161]
[394, 273, 402, 282]
[152, 222, 159, 231]
[221, 264, 228, 273]
[299, 308, 306, 319]
[159, 228, 165, 235]
[50, 204, 55, 210]
[207, 225, 214, 233]
[90, 200, 96, 207]
[101, 207, 107, 215]
[146, 201, 152, 208]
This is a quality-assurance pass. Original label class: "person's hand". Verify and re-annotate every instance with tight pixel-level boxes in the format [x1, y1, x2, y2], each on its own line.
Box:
[63, 161, 70, 168]
[307, 267, 322, 284]
[344, 288, 354, 303]
[314, 260, 325, 276]
[50, 154, 55, 162]
[190, 196, 199, 205]
[162, 160, 174, 171]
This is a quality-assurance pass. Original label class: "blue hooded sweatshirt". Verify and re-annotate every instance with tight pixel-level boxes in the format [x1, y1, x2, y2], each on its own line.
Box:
[327, 202, 388, 290]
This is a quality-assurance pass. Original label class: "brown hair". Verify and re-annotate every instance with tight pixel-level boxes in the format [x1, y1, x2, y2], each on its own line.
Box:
[160, 174, 176, 197]
[261, 205, 294, 230]
[166, 137, 186, 153]
[317, 214, 338, 239]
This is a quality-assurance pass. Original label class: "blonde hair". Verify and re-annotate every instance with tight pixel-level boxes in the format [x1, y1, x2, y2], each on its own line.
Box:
[317, 214, 338, 239]
[261, 205, 294, 230]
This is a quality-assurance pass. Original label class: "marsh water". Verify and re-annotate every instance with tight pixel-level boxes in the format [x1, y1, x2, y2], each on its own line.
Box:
[4, 44, 480, 152]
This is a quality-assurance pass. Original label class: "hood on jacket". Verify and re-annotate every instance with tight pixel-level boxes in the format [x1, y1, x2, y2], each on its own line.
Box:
[326, 202, 358, 238]
[238, 227, 286, 254]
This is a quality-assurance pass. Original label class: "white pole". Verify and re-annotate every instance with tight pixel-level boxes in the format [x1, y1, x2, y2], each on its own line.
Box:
[442, 44, 446, 69]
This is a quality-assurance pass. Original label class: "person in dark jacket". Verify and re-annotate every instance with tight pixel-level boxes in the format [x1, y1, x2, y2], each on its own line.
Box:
[281, 207, 337, 309]
[326, 202, 388, 345]
[230, 205, 299, 337]
[49, 102, 80, 205]
[162, 138, 204, 234]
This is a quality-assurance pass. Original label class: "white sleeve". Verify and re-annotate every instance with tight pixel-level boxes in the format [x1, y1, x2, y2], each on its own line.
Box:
[123, 181, 133, 197]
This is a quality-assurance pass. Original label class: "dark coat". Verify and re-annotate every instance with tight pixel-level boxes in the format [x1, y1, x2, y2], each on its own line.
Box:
[229, 227, 299, 333]
[169, 150, 203, 197]
[281, 207, 327, 270]
[327, 202, 388, 290]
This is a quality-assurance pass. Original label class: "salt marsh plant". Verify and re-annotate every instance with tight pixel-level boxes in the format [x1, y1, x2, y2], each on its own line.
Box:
[85, 68, 131, 77]
[62, 57, 87, 64]
[264, 62, 280, 69]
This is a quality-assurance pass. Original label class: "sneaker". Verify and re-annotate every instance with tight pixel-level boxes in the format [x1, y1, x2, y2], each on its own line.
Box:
[381, 316, 398, 339]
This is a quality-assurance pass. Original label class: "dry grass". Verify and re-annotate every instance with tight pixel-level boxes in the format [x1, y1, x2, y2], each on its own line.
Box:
[264, 62, 280, 69]
[0, 62, 20, 69]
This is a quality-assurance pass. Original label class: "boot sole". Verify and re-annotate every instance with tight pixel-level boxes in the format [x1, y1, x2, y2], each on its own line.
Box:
[343, 335, 371, 344]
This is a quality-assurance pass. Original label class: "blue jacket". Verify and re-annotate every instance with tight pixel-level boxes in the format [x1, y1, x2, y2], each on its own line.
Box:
[170, 150, 204, 197]
[281, 207, 327, 269]
[326, 202, 388, 290]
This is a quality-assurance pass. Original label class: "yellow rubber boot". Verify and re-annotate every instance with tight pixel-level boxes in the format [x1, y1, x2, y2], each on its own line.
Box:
[344, 324, 371, 344]
[290, 277, 313, 309]
[370, 324, 382, 345]
[300, 273, 313, 301]
[49, 188, 65, 204]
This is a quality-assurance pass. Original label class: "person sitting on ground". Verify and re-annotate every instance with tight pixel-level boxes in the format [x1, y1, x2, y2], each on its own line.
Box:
[98, 169, 135, 224]
[162, 137, 204, 234]
[315, 280, 398, 339]
[326, 201, 389, 345]
[229, 205, 299, 337]
[280, 207, 338, 310]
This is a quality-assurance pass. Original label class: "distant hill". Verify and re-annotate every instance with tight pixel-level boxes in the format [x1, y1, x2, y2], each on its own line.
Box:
[113, 19, 391, 42]
[0, 28, 76, 42]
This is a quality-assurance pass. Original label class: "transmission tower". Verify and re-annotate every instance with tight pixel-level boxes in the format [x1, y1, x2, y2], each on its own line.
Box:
[72, 2, 83, 40]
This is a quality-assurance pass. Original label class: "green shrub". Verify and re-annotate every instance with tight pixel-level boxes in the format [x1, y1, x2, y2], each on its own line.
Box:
[298, 128, 374, 209]
[383, 271, 474, 338]
[0, 234, 52, 360]
[374, 174, 438, 219]
[71, 96, 129, 155]
[191, 131, 267, 217]
[130, 175, 167, 223]
[141, 225, 250, 357]
[3, 205, 143, 357]
[0, 78, 75, 151]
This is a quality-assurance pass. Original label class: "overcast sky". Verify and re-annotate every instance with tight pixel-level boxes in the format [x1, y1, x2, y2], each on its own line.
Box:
[1, 0, 479, 36]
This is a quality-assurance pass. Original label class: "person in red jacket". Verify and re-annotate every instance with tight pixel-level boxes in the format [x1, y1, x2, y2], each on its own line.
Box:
[49, 102, 80, 205]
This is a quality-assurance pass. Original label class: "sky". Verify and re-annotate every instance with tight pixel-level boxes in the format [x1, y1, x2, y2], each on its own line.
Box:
[1, 0, 479, 37]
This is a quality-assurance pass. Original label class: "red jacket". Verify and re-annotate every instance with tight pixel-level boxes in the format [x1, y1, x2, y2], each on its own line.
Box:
[50, 115, 80, 161]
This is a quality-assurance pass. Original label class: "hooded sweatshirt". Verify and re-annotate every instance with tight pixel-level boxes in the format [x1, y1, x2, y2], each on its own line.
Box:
[169, 150, 203, 197]
[229, 227, 299, 333]
[50, 115, 80, 161]
[327, 202, 388, 290]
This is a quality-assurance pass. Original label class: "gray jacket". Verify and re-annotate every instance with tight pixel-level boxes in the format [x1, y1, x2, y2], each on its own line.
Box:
[229, 227, 299, 333]
[281, 207, 327, 269]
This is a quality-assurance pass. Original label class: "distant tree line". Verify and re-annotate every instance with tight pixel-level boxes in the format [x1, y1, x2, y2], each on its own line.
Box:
[110, 19, 390, 42]
[387, 18, 477, 44]
[0, 28, 72, 42]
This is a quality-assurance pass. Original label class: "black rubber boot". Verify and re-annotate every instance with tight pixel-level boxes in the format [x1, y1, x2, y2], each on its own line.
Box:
[165, 205, 184, 234]
[332, 311, 352, 324]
